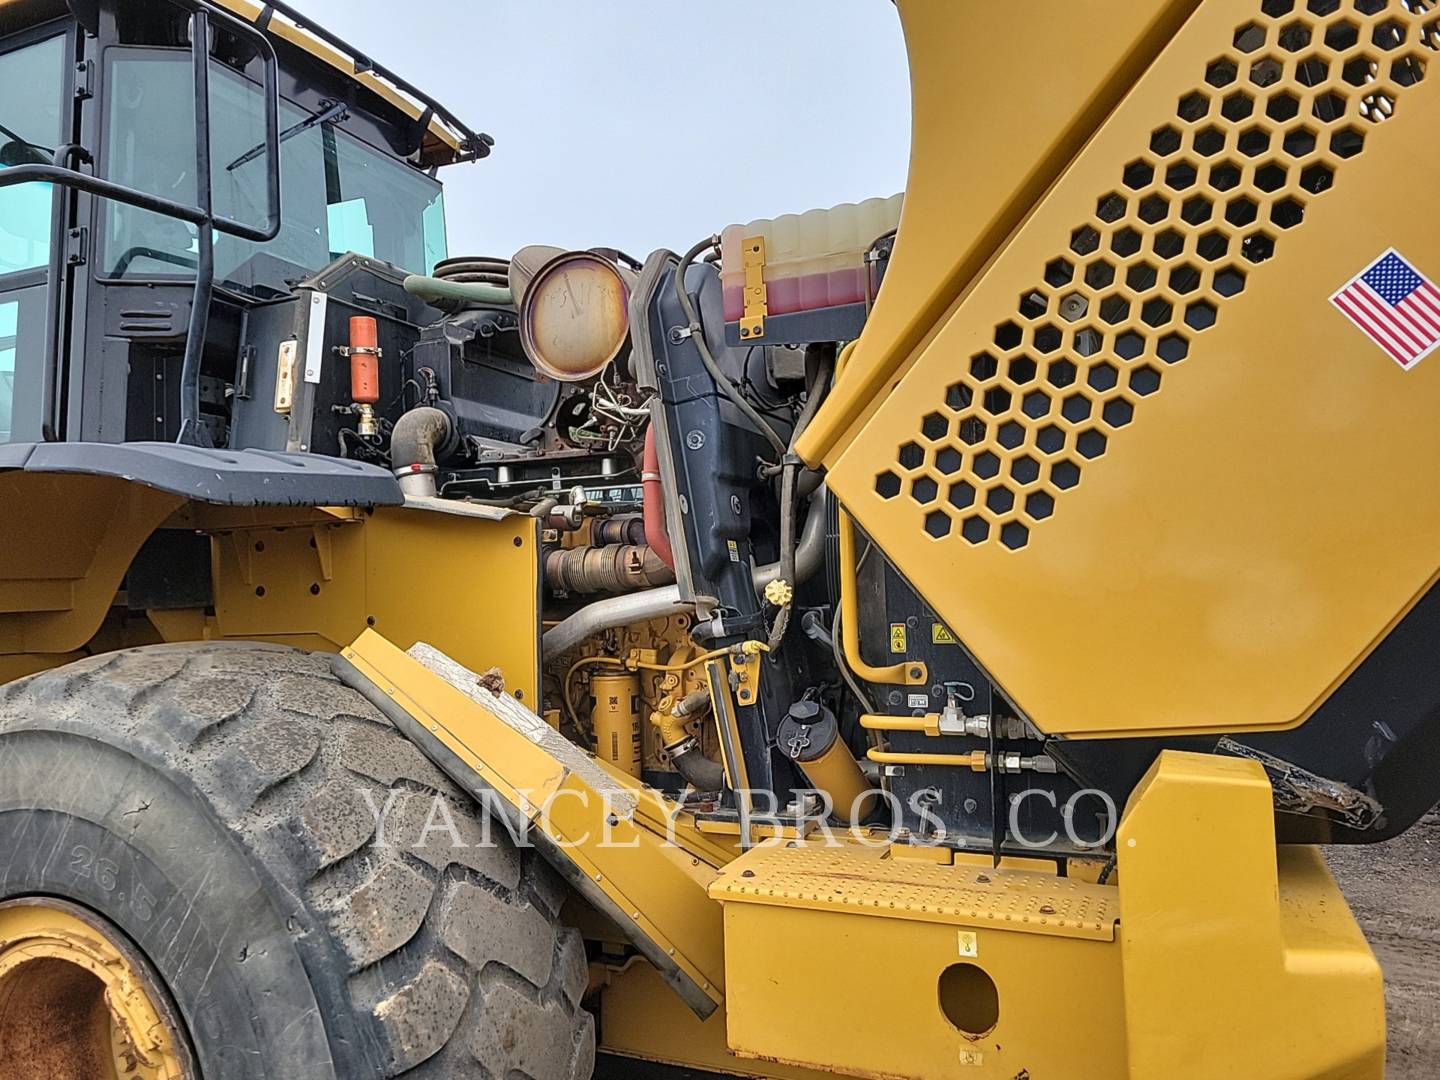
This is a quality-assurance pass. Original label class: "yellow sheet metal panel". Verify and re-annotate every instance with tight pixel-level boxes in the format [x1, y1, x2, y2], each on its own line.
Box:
[826, 0, 1440, 736]
[798, 0, 1201, 467]
[599, 961, 854, 1080]
[1118, 751, 1384, 1078]
[710, 840, 1125, 1079]
[210, 504, 542, 702]
[0, 475, 182, 654]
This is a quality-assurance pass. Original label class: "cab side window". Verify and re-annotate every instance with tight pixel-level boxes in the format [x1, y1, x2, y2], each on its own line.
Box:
[0, 34, 65, 275]
[0, 32, 66, 444]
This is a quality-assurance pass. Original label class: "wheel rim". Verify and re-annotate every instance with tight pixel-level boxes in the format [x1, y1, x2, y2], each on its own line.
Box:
[0, 898, 192, 1080]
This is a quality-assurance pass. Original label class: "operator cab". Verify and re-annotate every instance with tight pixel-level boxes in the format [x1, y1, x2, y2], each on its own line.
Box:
[0, 0, 478, 447]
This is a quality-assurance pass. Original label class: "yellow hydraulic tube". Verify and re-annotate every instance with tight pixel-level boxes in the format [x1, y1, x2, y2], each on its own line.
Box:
[860, 712, 939, 735]
[837, 511, 926, 686]
[635, 641, 767, 673]
[868, 748, 986, 771]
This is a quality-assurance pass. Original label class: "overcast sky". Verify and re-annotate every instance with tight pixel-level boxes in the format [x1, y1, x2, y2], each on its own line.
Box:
[295, 0, 912, 260]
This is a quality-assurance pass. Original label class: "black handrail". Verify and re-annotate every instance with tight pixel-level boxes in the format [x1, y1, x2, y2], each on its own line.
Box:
[249, 0, 493, 163]
[0, 0, 282, 446]
[37, 143, 90, 442]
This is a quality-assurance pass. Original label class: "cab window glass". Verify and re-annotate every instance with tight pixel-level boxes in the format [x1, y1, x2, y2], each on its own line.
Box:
[102, 55, 330, 284]
[103, 52, 446, 288]
[321, 126, 447, 275]
[0, 289, 45, 443]
[0, 35, 66, 276]
[0, 300, 17, 440]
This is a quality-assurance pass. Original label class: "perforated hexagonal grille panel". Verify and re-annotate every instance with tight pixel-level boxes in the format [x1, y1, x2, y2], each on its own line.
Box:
[875, 0, 1435, 549]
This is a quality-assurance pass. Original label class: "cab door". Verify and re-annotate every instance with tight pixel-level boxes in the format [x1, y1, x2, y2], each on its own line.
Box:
[0, 22, 70, 444]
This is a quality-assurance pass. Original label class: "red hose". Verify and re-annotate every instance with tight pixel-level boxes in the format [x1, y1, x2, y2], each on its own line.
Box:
[643, 425, 675, 570]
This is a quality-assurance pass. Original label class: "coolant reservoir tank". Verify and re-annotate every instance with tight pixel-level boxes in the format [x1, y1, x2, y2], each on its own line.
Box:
[511, 246, 636, 381]
[720, 194, 904, 322]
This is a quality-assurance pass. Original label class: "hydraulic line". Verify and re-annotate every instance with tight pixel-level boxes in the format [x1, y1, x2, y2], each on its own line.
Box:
[838, 511, 927, 685]
[831, 606, 877, 718]
[753, 482, 829, 592]
[762, 350, 833, 647]
[767, 459, 799, 650]
[859, 711, 1030, 739]
[861, 714, 936, 733]
[867, 748, 1058, 773]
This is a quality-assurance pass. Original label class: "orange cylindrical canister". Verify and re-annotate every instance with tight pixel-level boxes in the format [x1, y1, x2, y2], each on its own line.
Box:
[348, 315, 381, 404]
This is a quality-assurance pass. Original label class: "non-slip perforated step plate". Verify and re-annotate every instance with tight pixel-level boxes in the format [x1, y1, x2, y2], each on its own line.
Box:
[711, 842, 1118, 941]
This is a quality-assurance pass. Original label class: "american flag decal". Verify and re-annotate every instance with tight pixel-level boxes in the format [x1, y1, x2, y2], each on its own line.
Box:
[1330, 249, 1440, 370]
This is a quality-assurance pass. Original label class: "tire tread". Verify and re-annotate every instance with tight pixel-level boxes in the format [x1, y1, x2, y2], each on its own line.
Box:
[0, 643, 593, 1079]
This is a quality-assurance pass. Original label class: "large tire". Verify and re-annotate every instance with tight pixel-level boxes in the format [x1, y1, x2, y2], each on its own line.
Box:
[0, 642, 595, 1079]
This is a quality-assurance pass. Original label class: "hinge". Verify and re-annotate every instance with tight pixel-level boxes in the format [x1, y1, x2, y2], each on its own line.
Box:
[740, 235, 767, 341]
[65, 227, 87, 267]
[73, 59, 94, 100]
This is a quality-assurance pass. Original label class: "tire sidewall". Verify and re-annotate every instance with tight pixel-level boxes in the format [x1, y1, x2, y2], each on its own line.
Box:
[0, 727, 343, 1080]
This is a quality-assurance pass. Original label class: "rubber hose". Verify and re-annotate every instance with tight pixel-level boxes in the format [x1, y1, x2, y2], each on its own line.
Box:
[767, 460, 798, 650]
[671, 745, 725, 791]
[765, 352, 831, 645]
[391, 407, 451, 498]
[642, 425, 676, 569]
[403, 273, 514, 307]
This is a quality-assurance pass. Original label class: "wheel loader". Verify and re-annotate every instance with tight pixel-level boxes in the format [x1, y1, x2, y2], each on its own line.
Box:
[0, 0, 1432, 1076]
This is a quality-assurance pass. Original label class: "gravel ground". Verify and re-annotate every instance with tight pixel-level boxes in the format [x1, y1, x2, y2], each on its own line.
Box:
[1327, 810, 1440, 1080]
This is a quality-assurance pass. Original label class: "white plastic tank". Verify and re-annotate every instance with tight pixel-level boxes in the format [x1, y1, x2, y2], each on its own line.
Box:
[720, 193, 903, 322]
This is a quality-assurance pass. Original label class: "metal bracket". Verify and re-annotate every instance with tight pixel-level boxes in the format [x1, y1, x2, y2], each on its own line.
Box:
[64, 227, 87, 268]
[740, 235, 767, 341]
[73, 59, 94, 100]
[728, 646, 762, 708]
[310, 525, 334, 581]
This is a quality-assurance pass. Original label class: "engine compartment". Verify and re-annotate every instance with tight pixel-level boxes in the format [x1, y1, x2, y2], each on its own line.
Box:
[202, 222, 1116, 862]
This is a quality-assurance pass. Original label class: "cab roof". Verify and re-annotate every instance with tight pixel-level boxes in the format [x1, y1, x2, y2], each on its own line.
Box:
[0, 0, 490, 167]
